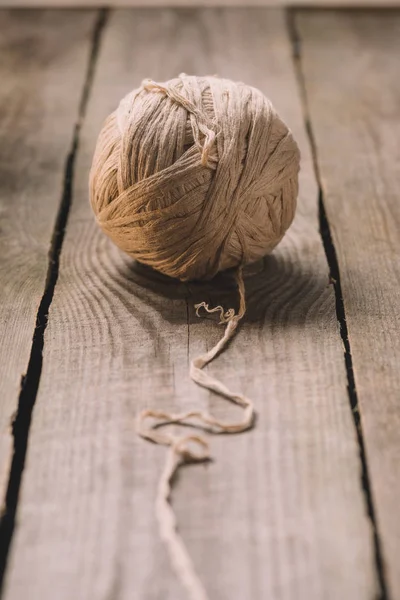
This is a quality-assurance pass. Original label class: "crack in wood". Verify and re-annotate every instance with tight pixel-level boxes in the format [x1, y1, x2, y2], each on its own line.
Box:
[0, 9, 109, 595]
[286, 9, 389, 600]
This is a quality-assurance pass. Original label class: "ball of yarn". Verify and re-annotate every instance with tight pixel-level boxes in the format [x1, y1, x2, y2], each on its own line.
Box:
[90, 74, 300, 281]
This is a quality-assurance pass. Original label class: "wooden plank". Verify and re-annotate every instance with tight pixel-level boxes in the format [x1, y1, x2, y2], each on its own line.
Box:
[4, 8, 377, 600]
[297, 10, 400, 599]
[1, 0, 400, 8]
[0, 11, 96, 505]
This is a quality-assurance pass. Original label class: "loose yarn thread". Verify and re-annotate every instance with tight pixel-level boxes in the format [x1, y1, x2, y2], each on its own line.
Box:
[89, 74, 300, 600]
[136, 267, 253, 600]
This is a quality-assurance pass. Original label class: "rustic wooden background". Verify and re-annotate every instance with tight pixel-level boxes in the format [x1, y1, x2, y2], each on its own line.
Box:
[1, 0, 400, 6]
[0, 6, 399, 600]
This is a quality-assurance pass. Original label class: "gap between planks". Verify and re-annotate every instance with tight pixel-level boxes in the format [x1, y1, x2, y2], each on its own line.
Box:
[287, 10, 389, 600]
[0, 8, 109, 594]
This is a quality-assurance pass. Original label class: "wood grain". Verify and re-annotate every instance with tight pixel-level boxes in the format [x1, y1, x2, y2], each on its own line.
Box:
[0, 10, 96, 504]
[297, 10, 400, 598]
[4, 9, 377, 600]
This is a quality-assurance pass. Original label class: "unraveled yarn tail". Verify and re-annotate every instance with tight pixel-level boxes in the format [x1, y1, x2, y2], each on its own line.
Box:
[136, 267, 255, 600]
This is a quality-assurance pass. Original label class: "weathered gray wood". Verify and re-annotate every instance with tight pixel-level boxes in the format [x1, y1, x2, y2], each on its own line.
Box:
[297, 10, 400, 599]
[0, 10, 96, 503]
[4, 9, 377, 600]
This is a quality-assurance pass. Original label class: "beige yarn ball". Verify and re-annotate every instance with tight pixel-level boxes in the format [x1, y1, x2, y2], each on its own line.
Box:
[89, 74, 300, 281]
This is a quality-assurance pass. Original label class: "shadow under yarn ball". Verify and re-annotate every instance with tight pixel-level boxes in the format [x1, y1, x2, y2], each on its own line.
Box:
[89, 74, 300, 281]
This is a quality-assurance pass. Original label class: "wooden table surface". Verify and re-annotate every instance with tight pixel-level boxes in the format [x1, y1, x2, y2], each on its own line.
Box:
[0, 7, 399, 600]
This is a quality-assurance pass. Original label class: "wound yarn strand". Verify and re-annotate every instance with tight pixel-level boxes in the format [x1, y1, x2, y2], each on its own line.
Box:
[136, 268, 254, 600]
[90, 74, 300, 282]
